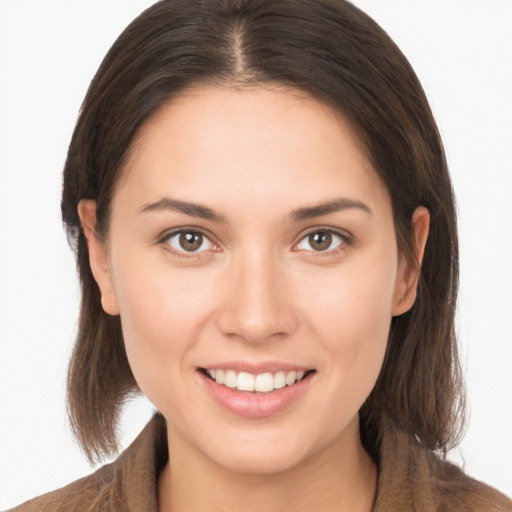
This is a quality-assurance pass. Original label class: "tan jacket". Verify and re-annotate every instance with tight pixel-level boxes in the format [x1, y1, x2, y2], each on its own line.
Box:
[10, 414, 512, 511]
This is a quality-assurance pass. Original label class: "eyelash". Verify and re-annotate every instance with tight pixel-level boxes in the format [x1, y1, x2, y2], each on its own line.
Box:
[294, 227, 352, 256]
[158, 228, 219, 258]
[157, 227, 353, 258]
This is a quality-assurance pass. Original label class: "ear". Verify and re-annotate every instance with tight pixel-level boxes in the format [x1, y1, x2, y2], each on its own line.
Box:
[392, 206, 430, 316]
[77, 200, 120, 316]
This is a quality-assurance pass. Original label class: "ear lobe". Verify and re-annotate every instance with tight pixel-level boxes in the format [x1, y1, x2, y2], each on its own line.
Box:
[77, 200, 120, 316]
[392, 206, 430, 316]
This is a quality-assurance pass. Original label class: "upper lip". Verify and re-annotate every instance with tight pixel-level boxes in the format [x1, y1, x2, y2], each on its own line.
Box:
[199, 361, 314, 374]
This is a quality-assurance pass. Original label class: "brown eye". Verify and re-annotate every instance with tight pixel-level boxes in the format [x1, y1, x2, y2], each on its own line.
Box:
[166, 231, 214, 253]
[180, 232, 203, 251]
[296, 230, 345, 252]
[309, 232, 332, 251]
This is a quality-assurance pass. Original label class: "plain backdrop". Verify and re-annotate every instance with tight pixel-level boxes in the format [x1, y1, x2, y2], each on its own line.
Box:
[0, 0, 511, 508]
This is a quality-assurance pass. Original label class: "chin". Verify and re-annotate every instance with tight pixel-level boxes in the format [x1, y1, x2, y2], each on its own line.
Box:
[213, 444, 309, 476]
[194, 424, 326, 476]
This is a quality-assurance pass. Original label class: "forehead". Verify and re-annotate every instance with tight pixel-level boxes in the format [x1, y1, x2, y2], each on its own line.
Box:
[116, 85, 388, 216]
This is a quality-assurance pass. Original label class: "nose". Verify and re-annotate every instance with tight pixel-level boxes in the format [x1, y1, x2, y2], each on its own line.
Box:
[216, 251, 298, 343]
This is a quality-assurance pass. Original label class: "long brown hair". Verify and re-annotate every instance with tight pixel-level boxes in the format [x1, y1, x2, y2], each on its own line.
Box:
[62, 0, 463, 464]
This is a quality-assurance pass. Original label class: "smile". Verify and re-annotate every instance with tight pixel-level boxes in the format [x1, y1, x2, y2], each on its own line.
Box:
[203, 369, 312, 393]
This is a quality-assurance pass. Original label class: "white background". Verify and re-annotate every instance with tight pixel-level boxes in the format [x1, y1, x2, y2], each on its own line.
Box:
[0, 0, 511, 508]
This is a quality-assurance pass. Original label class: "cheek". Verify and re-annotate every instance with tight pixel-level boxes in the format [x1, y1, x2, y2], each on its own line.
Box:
[110, 257, 217, 397]
[301, 257, 397, 389]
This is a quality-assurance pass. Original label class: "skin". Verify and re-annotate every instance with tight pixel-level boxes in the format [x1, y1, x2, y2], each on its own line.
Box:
[79, 85, 429, 512]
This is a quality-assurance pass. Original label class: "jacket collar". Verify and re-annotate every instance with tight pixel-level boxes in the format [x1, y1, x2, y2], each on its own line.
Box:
[121, 414, 412, 510]
[120, 414, 511, 512]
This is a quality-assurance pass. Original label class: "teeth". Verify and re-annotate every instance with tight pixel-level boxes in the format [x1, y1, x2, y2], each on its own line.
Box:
[285, 371, 297, 386]
[274, 371, 286, 389]
[224, 370, 237, 388]
[255, 373, 274, 393]
[215, 369, 224, 385]
[205, 368, 309, 393]
[237, 372, 255, 391]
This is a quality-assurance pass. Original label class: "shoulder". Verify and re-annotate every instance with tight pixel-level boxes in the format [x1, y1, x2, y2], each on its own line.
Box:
[8, 461, 122, 512]
[8, 414, 167, 512]
[375, 423, 512, 512]
[431, 456, 512, 512]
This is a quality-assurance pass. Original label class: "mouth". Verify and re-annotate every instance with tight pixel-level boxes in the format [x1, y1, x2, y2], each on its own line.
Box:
[199, 368, 316, 394]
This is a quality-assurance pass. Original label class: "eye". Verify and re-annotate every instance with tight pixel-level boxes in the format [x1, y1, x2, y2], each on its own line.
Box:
[296, 230, 346, 252]
[165, 230, 215, 253]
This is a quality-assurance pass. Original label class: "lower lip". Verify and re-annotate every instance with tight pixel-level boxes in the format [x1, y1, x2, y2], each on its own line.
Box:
[199, 371, 314, 418]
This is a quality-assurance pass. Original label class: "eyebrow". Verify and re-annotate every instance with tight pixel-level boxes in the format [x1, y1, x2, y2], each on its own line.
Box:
[290, 198, 372, 221]
[140, 198, 226, 223]
[139, 196, 372, 223]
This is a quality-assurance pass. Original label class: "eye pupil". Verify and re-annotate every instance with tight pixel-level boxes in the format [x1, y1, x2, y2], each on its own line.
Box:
[309, 232, 332, 251]
[179, 232, 203, 251]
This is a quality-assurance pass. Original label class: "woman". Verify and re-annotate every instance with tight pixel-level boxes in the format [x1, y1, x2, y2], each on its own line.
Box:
[6, 0, 511, 510]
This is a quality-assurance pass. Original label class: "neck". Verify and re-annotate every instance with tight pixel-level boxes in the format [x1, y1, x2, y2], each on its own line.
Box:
[158, 417, 377, 512]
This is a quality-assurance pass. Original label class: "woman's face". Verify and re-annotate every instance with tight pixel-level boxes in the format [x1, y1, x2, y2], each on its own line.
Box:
[83, 85, 424, 474]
